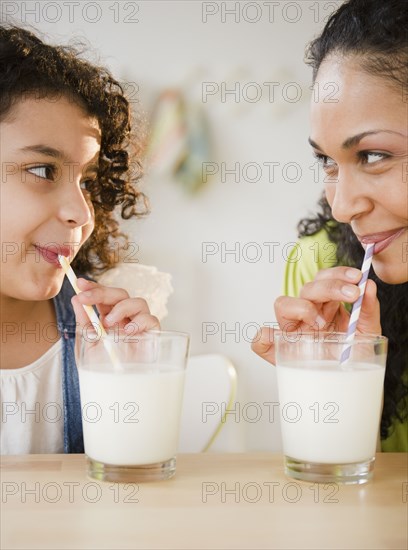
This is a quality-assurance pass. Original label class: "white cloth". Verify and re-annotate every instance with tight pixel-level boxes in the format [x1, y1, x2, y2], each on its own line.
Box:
[0, 340, 64, 454]
[97, 263, 173, 320]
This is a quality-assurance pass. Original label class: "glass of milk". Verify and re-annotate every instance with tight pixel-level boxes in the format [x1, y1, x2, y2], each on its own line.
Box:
[275, 332, 387, 485]
[76, 328, 190, 482]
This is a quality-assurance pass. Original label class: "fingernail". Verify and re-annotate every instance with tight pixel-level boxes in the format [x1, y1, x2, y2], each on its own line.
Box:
[346, 268, 360, 280]
[316, 315, 326, 329]
[342, 285, 357, 298]
[81, 291, 92, 297]
[105, 314, 114, 324]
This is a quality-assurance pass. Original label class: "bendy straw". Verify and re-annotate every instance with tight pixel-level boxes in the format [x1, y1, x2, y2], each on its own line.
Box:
[58, 255, 121, 368]
[340, 243, 375, 365]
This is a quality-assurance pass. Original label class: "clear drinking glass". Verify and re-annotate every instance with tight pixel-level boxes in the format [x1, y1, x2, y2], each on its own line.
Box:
[275, 332, 387, 485]
[75, 328, 190, 482]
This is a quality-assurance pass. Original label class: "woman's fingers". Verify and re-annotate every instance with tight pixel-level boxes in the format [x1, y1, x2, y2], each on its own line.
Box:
[252, 267, 381, 367]
[300, 266, 363, 304]
[314, 266, 362, 283]
[300, 277, 360, 303]
[356, 280, 381, 334]
[274, 296, 323, 329]
[251, 327, 278, 365]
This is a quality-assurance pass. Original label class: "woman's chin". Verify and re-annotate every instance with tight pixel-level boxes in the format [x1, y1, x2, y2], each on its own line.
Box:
[372, 259, 408, 285]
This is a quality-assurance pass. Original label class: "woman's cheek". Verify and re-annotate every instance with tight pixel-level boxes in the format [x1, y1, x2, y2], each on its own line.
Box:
[324, 184, 335, 208]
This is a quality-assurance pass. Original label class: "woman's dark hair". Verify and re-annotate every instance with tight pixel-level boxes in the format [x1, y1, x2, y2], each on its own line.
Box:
[300, 0, 408, 440]
[0, 24, 148, 274]
[306, 0, 407, 89]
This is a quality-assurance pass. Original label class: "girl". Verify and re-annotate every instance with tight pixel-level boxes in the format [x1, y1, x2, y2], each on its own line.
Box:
[0, 25, 160, 454]
[252, 0, 407, 451]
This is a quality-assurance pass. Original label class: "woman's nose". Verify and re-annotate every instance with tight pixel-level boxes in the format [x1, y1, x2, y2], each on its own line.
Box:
[328, 168, 373, 223]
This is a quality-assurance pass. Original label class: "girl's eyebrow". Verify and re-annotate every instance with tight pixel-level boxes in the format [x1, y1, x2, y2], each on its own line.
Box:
[19, 144, 99, 172]
[308, 130, 406, 152]
[19, 144, 69, 161]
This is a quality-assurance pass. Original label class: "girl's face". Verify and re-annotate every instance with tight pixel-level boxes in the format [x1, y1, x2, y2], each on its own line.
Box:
[0, 95, 100, 301]
[310, 57, 408, 284]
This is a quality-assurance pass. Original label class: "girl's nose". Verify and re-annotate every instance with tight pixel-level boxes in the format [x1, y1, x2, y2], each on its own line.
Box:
[328, 168, 373, 223]
[58, 184, 93, 228]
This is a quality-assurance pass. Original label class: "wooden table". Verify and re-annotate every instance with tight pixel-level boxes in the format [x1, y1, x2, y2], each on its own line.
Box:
[1, 453, 407, 549]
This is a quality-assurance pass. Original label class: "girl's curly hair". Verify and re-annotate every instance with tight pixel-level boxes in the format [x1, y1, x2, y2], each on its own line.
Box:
[300, 0, 408, 441]
[0, 24, 148, 275]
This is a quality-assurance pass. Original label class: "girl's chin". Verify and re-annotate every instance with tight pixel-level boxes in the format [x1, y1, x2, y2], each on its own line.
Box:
[372, 259, 408, 285]
[18, 275, 64, 301]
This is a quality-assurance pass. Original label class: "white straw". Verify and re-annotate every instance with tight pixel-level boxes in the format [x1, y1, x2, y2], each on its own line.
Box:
[340, 243, 375, 365]
[58, 255, 121, 368]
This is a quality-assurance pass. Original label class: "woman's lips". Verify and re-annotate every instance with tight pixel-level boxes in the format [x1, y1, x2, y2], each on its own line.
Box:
[359, 228, 406, 255]
[34, 245, 72, 267]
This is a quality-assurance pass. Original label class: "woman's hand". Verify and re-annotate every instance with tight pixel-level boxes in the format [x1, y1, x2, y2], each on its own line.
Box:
[71, 278, 160, 333]
[251, 266, 381, 365]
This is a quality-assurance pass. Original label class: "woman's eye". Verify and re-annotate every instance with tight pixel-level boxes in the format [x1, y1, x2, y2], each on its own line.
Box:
[314, 153, 337, 171]
[361, 152, 388, 164]
[27, 165, 56, 180]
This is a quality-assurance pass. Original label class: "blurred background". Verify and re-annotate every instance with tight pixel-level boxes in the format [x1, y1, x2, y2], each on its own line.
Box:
[4, 0, 341, 451]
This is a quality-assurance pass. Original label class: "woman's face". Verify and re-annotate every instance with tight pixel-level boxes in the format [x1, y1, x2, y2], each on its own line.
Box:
[310, 56, 408, 284]
[0, 95, 100, 301]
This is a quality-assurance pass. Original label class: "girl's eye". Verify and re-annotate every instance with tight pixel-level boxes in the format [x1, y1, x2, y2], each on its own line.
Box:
[26, 165, 56, 180]
[80, 179, 96, 192]
[360, 151, 389, 164]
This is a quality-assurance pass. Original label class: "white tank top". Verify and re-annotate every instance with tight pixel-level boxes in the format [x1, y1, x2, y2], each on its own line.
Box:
[1, 340, 64, 454]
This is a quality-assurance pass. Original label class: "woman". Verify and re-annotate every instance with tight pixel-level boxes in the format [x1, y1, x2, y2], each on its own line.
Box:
[252, 0, 407, 451]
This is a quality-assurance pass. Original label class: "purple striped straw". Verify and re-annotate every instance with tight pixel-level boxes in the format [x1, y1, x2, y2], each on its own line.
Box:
[340, 243, 375, 365]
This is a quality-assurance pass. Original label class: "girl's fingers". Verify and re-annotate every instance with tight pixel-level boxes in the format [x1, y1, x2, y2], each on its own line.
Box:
[71, 295, 97, 331]
[76, 278, 98, 289]
[124, 313, 161, 333]
[73, 280, 158, 333]
[102, 298, 151, 326]
[75, 280, 130, 307]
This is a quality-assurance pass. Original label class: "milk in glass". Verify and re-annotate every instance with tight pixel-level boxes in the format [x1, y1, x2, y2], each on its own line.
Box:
[78, 365, 185, 465]
[276, 361, 385, 464]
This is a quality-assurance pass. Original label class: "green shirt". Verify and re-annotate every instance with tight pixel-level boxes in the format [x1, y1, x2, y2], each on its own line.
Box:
[283, 229, 407, 452]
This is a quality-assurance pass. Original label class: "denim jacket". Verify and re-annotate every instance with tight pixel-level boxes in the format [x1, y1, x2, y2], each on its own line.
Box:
[53, 276, 84, 453]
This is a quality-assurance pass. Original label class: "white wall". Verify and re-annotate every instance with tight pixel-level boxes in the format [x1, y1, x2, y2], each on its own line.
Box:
[6, 0, 337, 450]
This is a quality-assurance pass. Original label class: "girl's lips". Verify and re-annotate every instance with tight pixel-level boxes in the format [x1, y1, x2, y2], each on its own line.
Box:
[360, 228, 406, 255]
[34, 245, 72, 267]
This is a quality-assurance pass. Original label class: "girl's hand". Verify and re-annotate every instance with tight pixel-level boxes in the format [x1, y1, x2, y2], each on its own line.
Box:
[71, 278, 160, 334]
[251, 266, 381, 365]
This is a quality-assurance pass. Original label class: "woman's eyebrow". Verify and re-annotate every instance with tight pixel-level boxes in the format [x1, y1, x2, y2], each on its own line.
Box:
[309, 130, 406, 152]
